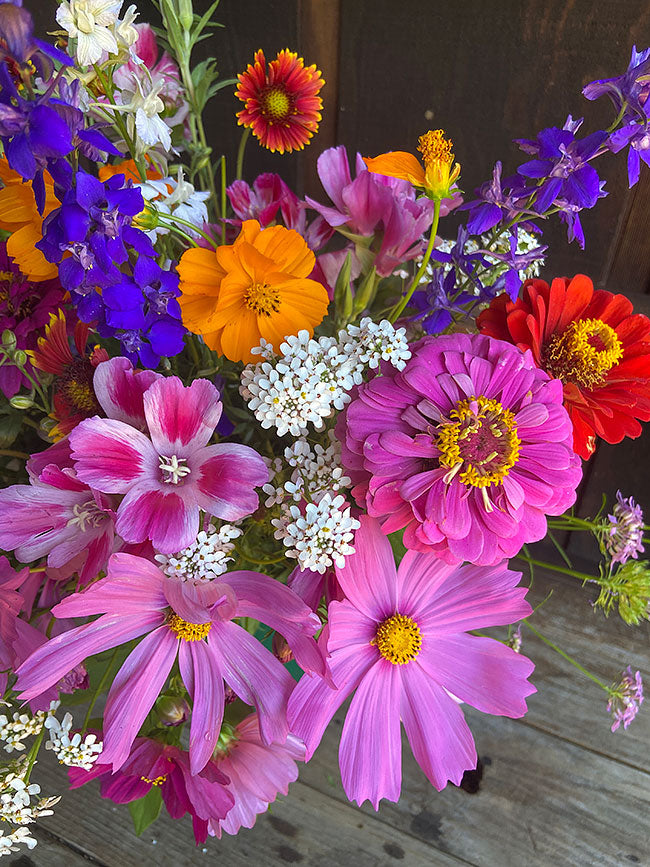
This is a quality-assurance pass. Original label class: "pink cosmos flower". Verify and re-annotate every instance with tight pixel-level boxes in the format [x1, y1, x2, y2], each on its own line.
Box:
[289, 516, 536, 808]
[69, 374, 268, 553]
[16, 553, 323, 774]
[339, 333, 582, 565]
[193, 713, 305, 841]
[69, 737, 234, 829]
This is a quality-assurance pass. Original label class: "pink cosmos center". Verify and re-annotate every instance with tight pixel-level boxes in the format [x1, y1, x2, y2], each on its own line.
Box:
[158, 454, 191, 485]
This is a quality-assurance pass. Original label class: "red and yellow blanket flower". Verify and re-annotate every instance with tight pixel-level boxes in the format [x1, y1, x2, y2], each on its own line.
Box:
[477, 274, 650, 459]
[235, 49, 325, 154]
[0, 158, 58, 281]
[177, 219, 329, 363]
[364, 129, 461, 200]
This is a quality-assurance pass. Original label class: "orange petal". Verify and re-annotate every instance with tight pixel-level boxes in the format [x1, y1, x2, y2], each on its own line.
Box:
[177, 247, 226, 295]
[255, 224, 315, 278]
[7, 224, 58, 281]
[218, 307, 260, 363]
[363, 151, 426, 186]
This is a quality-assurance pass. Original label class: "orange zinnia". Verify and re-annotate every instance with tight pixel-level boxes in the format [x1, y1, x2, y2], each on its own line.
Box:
[177, 220, 329, 363]
[0, 159, 59, 281]
[364, 129, 461, 200]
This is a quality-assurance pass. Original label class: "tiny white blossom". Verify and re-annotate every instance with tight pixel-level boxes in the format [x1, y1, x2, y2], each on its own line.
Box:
[0, 773, 59, 825]
[0, 826, 37, 856]
[272, 493, 360, 573]
[44, 714, 103, 771]
[140, 168, 210, 239]
[155, 525, 242, 583]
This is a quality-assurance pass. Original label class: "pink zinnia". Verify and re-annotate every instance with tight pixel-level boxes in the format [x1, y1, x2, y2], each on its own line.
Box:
[16, 553, 322, 774]
[288, 516, 536, 808]
[69, 374, 268, 553]
[339, 333, 582, 565]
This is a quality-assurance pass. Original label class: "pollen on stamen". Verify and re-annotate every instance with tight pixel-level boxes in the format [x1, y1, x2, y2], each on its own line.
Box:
[167, 613, 211, 642]
[373, 613, 422, 665]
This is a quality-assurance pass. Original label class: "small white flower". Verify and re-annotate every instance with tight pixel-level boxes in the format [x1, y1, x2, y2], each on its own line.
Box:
[0, 826, 37, 856]
[112, 78, 172, 153]
[155, 525, 242, 583]
[140, 168, 210, 239]
[44, 713, 103, 771]
[56, 0, 123, 66]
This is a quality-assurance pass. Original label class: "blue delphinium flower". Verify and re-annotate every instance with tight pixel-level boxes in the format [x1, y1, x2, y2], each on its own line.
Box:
[583, 45, 650, 121]
[0, 0, 70, 84]
[608, 113, 650, 188]
[409, 267, 475, 335]
[481, 228, 548, 299]
[464, 161, 530, 234]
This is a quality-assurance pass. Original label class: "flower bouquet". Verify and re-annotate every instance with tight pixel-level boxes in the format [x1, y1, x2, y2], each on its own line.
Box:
[0, 0, 647, 855]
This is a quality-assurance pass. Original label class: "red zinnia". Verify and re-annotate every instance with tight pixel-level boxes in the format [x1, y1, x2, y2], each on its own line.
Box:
[29, 309, 109, 440]
[477, 274, 650, 459]
[235, 49, 324, 154]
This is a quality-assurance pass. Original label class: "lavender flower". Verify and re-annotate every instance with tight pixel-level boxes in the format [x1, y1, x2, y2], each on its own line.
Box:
[464, 161, 530, 234]
[583, 46, 650, 121]
[606, 492, 645, 566]
[608, 118, 650, 188]
[409, 268, 475, 334]
[607, 666, 644, 732]
[479, 227, 547, 299]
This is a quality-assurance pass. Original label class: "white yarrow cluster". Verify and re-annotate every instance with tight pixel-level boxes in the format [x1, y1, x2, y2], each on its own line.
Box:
[155, 525, 242, 582]
[0, 771, 60, 825]
[44, 714, 103, 770]
[0, 826, 37, 856]
[241, 320, 410, 437]
[56, 0, 139, 67]
[272, 493, 360, 574]
[264, 434, 351, 506]
[0, 711, 47, 754]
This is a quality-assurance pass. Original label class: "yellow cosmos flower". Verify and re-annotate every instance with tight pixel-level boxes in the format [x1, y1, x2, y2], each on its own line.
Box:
[364, 129, 461, 200]
[177, 220, 329, 363]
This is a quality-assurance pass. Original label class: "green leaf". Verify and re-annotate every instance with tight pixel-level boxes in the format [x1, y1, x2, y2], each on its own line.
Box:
[388, 529, 407, 565]
[0, 412, 23, 447]
[128, 786, 163, 836]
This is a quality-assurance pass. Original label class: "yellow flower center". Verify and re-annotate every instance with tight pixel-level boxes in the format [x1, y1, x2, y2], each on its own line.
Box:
[167, 613, 211, 642]
[437, 396, 521, 489]
[140, 775, 168, 786]
[262, 87, 291, 121]
[544, 318, 623, 390]
[65, 379, 97, 412]
[417, 129, 454, 169]
[244, 281, 281, 316]
[374, 614, 422, 665]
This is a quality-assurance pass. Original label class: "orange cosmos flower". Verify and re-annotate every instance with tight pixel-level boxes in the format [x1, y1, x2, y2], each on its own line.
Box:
[98, 159, 163, 184]
[235, 49, 325, 154]
[364, 129, 461, 200]
[0, 158, 58, 281]
[177, 219, 329, 363]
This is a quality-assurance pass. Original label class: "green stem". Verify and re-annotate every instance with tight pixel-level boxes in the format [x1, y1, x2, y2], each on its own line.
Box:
[515, 553, 597, 584]
[82, 648, 120, 734]
[157, 214, 219, 250]
[523, 620, 611, 692]
[389, 197, 442, 323]
[236, 128, 251, 181]
[185, 333, 201, 367]
[24, 725, 46, 784]
[0, 448, 29, 460]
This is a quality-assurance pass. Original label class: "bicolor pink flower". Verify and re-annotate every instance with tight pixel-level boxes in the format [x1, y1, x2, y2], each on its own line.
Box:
[193, 713, 305, 841]
[17, 553, 322, 774]
[289, 516, 536, 808]
[69, 737, 234, 828]
[0, 462, 115, 584]
[69, 375, 268, 553]
[339, 333, 582, 565]
[227, 173, 302, 230]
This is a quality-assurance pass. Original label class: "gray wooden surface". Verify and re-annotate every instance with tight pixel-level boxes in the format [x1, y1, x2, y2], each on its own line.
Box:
[12, 561, 650, 867]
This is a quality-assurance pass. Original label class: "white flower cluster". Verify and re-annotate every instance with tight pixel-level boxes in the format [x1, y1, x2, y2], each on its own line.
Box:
[241, 319, 410, 437]
[57, 0, 139, 67]
[140, 168, 211, 240]
[0, 826, 37, 857]
[0, 710, 47, 754]
[44, 714, 104, 771]
[264, 433, 351, 506]
[155, 525, 242, 583]
[484, 227, 544, 281]
[0, 769, 60, 826]
[272, 493, 360, 574]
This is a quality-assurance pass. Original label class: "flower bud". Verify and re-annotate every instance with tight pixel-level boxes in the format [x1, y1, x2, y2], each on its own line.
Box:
[272, 633, 294, 664]
[155, 695, 190, 726]
[12, 350, 27, 366]
[9, 395, 33, 410]
[178, 0, 194, 31]
[1, 330, 16, 352]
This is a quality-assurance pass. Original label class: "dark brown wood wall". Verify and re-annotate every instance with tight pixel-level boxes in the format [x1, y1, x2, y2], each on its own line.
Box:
[39, 0, 650, 542]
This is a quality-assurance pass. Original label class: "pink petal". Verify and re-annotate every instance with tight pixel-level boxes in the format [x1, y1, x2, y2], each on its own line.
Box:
[116, 484, 199, 553]
[178, 640, 225, 775]
[419, 633, 536, 716]
[143, 376, 222, 455]
[315, 145, 352, 212]
[288, 640, 377, 760]
[0, 484, 82, 562]
[339, 659, 402, 809]
[394, 551, 457, 617]
[53, 554, 167, 618]
[209, 621, 293, 745]
[93, 357, 161, 429]
[334, 515, 397, 621]
[101, 627, 179, 771]
[327, 599, 377, 654]
[16, 613, 163, 700]
[192, 444, 268, 520]
[401, 661, 476, 790]
[70, 417, 157, 493]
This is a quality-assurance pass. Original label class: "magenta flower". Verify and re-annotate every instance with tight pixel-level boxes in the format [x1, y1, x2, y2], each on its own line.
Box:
[339, 333, 582, 565]
[0, 461, 115, 585]
[607, 666, 644, 732]
[289, 516, 536, 808]
[69, 374, 268, 553]
[69, 737, 234, 829]
[16, 553, 322, 774]
[227, 173, 302, 229]
[194, 713, 305, 841]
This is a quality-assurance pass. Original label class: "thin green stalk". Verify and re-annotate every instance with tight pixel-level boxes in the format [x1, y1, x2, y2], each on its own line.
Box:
[236, 127, 251, 181]
[389, 197, 442, 322]
[523, 620, 610, 692]
[515, 553, 597, 583]
[23, 726, 46, 783]
[157, 214, 219, 249]
[82, 648, 120, 733]
[0, 449, 30, 460]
